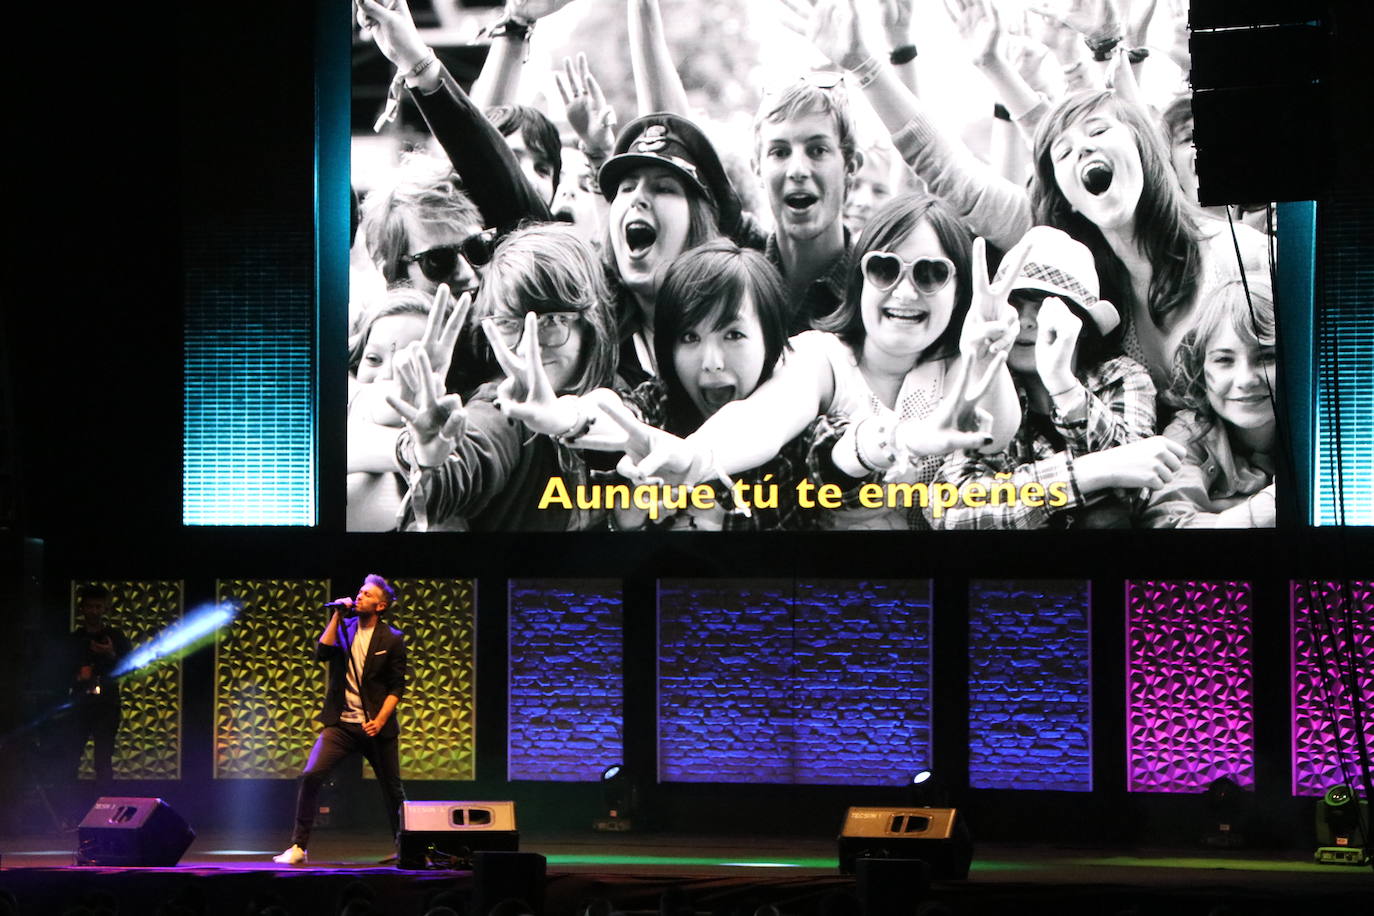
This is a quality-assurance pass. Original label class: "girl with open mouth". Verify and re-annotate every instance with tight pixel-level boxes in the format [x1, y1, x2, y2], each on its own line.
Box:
[597, 114, 748, 385]
[798, 0, 1269, 407]
[609, 193, 1028, 531]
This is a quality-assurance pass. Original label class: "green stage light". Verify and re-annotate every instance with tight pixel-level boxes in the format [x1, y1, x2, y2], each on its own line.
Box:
[1314, 784, 1371, 866]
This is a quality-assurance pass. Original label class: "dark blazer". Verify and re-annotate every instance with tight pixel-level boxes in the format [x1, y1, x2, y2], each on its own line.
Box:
[315, 618, 407, 738]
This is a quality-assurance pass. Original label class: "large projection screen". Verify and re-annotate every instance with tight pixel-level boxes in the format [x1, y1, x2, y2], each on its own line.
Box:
[343, 0, 1282, 534]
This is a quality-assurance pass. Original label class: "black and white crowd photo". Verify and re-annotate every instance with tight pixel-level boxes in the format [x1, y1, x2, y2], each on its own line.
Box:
[344, 0, 1279, 532]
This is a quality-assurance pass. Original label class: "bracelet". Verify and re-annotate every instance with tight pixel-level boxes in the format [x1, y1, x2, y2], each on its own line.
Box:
[992, 103, 1011, 122]
[403, 52, 438, 82]
[1047, 383, 1079, 400]
[487, 18, 533, 41]
[1084, 34, 1122, 62]
[851, 420, 879, 474]
[889, 44, 918, 66]
[1064, 455, 1085, 505]
[849, 54, 884, 90]
[857, 417, 899, 472]
[554, 409, 594, 443]
[1127, 46, 1150, 64]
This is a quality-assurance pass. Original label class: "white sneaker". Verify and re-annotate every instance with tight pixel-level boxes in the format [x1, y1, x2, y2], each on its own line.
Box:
[272, 844, 307, 865]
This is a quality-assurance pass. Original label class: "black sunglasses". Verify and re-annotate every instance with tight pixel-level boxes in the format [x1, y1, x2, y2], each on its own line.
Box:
[400, 229, 497, 282]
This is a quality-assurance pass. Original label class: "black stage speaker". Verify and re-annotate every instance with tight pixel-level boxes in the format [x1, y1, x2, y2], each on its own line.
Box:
[397, 800, 519, 870]
[472, 850, 547, 916]
[837, 807, 973, 880]
[75, 797, 195, 866]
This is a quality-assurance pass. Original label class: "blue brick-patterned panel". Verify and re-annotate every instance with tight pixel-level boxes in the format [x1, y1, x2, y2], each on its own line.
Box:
[658, 579, 933, 785]
[507, 580, 624, 781]
[659, 579, 797, 783]
[792, 580, 933, 785]
[967, 580, 1093, 791]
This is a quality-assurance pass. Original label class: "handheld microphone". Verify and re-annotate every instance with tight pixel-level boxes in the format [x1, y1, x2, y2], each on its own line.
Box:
[322, 599, 354, 610]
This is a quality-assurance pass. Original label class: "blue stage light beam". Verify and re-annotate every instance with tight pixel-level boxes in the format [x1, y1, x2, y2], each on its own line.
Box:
[113, 600, 241, 677]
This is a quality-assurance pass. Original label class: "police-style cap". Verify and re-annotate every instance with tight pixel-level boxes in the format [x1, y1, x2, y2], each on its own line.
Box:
[598, 113, 742, 239]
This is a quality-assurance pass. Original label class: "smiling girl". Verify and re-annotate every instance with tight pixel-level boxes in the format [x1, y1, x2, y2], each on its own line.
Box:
[622, 192, 1024, 531]
[1142, 279, 1278, 528]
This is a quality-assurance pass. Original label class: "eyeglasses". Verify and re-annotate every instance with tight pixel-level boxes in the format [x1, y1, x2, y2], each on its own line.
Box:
[761, 70, 844, 101]
[860, 251, 955, 295]
[400, 229, 498, 282]
[484, 311, 582, 349]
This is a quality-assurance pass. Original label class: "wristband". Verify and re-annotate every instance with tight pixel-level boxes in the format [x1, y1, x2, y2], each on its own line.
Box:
[1084, 34, 1122, 62]
[849, 54, 884, 90]
[554, 408, 594, 444]
[992, 103, 1011, 122]
[487, 18, 533, 41]
[1127, 46, 1150, 64]
[403, 52, 438, 82]
[889, 44, 918, 66]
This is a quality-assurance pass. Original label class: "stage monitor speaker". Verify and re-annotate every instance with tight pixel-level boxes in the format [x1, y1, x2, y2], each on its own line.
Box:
[75, 797, 195, 867]
[397, 800, 519, 870]
[837, 807, 973, 880]
[473, 850, 547, 916]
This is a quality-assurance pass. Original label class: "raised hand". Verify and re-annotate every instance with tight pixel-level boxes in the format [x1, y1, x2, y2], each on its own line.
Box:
[945, 0, 1005, 68]
[893, 353, 1000, 465]
[356, 0, 431, 73]
[506, 0, 581, 21]
[1026, 0, 1123, 42]
[484, 311, 595, 439]
[879, 0, 915, 50]
[777, 0, 872, 72]
[386, 347, 467, 468]
[420, 285, 470, 385]
[556, 54, 617, 158]
[961, 237, 1027, 364]
[1033, 296, 1082, 393]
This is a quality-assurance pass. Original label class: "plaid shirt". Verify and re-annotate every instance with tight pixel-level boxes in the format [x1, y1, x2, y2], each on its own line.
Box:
[765, 231, 851, 334]
[932, 355, 1156, 530]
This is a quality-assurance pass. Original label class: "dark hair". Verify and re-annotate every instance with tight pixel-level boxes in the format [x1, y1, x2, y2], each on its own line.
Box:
[603, 176, 723, 329]
[1031, 91, 1204, 332]
[1009, 289, 1121, 376]
[76, 584, 110, 606]
[817, 192, 974, 366]
[486, 104, 562, 199]
[654, 240, 791, 435]
[478, 225, 619, 395]
[363, 573, 396, 611]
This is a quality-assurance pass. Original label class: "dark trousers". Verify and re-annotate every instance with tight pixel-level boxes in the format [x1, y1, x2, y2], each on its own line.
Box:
[291, 723, 405, 849]
[67, 699, 120, 786]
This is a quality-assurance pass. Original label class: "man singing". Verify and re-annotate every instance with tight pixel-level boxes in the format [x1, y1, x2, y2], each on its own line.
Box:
[274, 574, 407, 865]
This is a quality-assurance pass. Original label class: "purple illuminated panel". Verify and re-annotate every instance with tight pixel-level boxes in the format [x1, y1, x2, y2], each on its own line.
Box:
[1126, 580, 1255, 793]
[968, 580, 1093, 791]
[1292, 580, 1374, 796]
[508, 580, 623, 781]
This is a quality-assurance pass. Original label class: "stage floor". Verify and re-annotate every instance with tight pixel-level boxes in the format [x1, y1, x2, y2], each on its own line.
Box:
[3, 829, 1372, 916]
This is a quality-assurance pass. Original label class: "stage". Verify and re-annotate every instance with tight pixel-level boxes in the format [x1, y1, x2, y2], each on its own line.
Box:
[3, 830, 1371, 916]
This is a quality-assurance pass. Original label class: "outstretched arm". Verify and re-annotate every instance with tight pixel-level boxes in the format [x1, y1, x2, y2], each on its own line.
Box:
[357, 0, 552, 231]
[628, 0, 692, 115]
[794, 0, 1032, 251]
